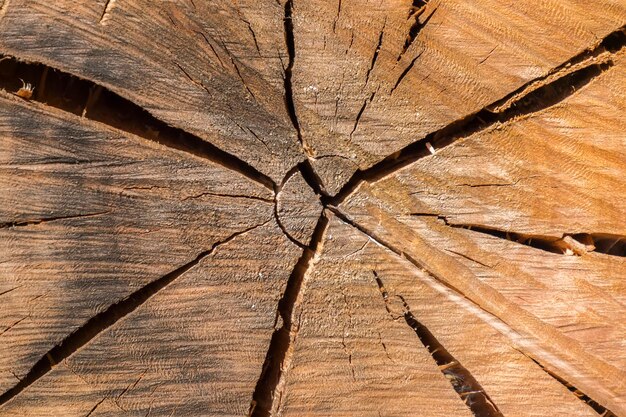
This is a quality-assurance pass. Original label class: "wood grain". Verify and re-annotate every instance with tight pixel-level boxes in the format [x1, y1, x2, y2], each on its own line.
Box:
[279, 214, 600, 417]
[0, 95, 302, 407]
[0, 0, 304, 182]
[0, 221, 303, 417]
[276, 170, 323, 246]
[291, 0, 626, 193]
[0, 0, 624, 416]
[338, 53, 626, 413]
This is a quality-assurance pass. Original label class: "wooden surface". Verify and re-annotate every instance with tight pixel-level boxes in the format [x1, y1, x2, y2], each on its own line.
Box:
[0, 1, 625, 416]
[280, 215, 601, 417]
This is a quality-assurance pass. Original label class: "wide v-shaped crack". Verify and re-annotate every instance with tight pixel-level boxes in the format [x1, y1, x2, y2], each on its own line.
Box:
[374, 271, 503, 417]
[249, 212, 329, 417]
[328, 206, 618, 414]
[282, 0, 306, 157]
[246, 25, 626, 414]
[280, 0, 327, 193]
[0, 221, 268, 406]
[0, 54, 275, 191]
[329, 26, 626, 203]
[2, 8, 625, 416]
[397, 0, 437, 62]
[415, 214, 626, 258]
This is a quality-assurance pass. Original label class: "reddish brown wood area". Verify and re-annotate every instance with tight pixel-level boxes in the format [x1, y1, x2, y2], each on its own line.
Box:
[0, 1, 625, 416]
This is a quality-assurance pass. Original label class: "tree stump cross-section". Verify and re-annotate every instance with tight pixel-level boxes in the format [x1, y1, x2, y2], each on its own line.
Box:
[0, 1, 625, 416]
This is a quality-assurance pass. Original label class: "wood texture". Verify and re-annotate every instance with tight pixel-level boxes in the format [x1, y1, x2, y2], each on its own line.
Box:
[276, 171, 323, 247]
[1, 221, 301, 417]
[337, 51, 626, 413]
[291, 0, 626, 193]
[0, 0, 304, 182]
[0, 0, 625, 416]
[0, 95, 302, 411]
[280, 214, 600, 417]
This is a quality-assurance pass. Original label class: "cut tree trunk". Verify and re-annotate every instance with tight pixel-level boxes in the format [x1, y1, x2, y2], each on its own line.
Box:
[0, 1, 625, 416]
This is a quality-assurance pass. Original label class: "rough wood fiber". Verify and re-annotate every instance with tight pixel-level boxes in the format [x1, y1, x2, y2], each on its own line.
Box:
[0, 222, 302, 417]
[341, 188, 626, 415]
[291, 0, 626, 193]
[0, 95, 302, 404]
[363, 51, 626, 237]
[276, 171, 323, 246]
[0, 0, 304, 182]
[0, 0, 624, 416]
[279, 215, 599, 417]
[338, 57, 626, 411]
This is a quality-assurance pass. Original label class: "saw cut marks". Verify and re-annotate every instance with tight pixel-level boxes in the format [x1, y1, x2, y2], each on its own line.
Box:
[398, 215, 626, 369]
[0, 54, 274, 189]
[0, 95, 303, 406]
[278, 214, 474, 417]
[339, 176, 626, 414]
[0, 0, 625, 416]
[290, 0, 626, 193]
[278, 215, 600, 417]
[365, 49, 626, 245]
[0, 222, 303, 417]
[373, 271, 504, 417]
[0, 0, 304, 182]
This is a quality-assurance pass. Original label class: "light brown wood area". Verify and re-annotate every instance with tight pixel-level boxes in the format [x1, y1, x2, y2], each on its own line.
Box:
[0, 1, 624, 416]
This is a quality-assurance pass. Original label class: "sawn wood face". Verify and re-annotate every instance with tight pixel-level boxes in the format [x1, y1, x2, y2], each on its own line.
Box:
[0, 1, 624, 416]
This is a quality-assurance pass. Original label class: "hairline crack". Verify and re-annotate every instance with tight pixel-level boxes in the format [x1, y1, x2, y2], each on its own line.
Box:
[327, 25, 626, 204]
[0, 220, 270, 407]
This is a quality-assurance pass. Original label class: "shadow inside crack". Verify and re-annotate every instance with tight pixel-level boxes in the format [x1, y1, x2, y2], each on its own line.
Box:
[0, 55, 274, 189]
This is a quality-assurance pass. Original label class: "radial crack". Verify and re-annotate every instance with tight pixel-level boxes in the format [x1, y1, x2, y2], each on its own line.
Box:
[280, 0, 326, 191]
[230, 56, 257, 99]
[391, 50, 424, 94]
[282, 0, 311, 156]
[0, 317, 28, 337]
[231, 1, 260, 54]
[99, 0, 116, 24]
[489, 29, 626, 113]
[180, 191, 273, 203]
[365, 19, 386, 85]
[0, 54, 275, 190]
[397, 0, 437, 62]
[249, 212, 329, 417]
[0, 287, 19, 297]
[373, 271, 503, 417]
[0, 221, 268, 407]
[332, 0, 342, 32]
[193, 30, 226, 68]
[0, 211, 111, 229]
[349, 91, 375, 140]
[85, 397, 107, 417]
[329, 26, 626, 203]
[435, 217, 626, 257]
[330, 206, 621, 414]
[296, 160, 326, 196]
[514, 350, 617, 416]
